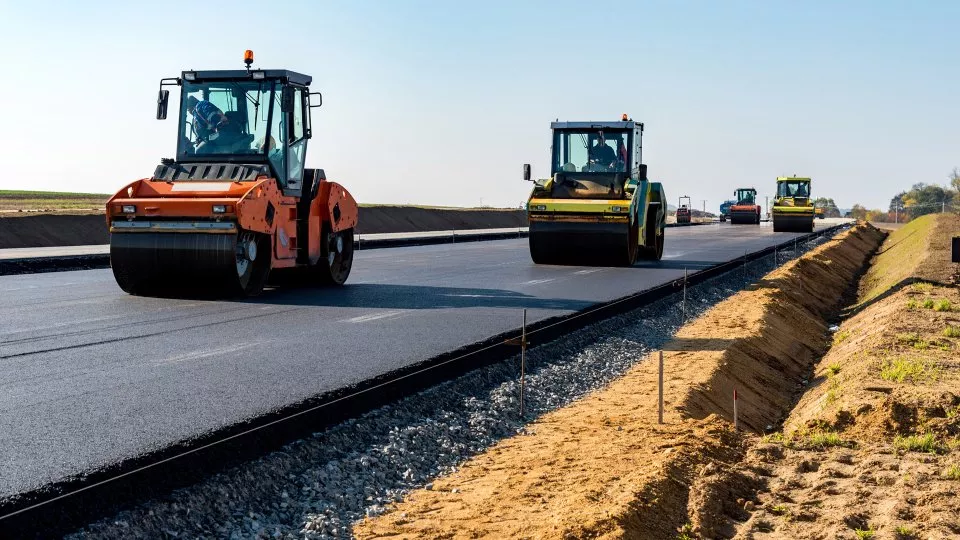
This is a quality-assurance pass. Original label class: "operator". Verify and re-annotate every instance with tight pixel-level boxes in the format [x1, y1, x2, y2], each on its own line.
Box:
[589, 133, 617, 169]
[186, 95, 229, 141]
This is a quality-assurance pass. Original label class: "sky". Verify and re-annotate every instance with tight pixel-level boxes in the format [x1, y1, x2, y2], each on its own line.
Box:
[1, 0, 957, 212]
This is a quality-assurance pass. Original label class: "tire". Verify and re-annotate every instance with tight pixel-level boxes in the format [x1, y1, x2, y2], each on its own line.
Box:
[638, 208, 664, 261]
[317, 226, 354, 285]
[617, 218, 639, 266]
[231, 231, 271, 296]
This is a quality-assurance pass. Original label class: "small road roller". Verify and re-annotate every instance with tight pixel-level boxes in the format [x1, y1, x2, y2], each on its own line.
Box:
[729, 187, 761, 224]
[523, 116, 666, 266]
[106, 51, 357, 296]
[772, 176, 815, 232]
[675, 196, 692, 224]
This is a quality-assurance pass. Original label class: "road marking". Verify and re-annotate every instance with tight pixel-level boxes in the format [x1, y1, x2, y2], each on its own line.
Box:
[342, 310, 407, 323]
[573, 269, 602, 275]
[523, 278, 555, 285]
[158, 341, 266, 365]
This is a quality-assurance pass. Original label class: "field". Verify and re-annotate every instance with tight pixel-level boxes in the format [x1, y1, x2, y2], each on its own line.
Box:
[0, 190, 110, 212]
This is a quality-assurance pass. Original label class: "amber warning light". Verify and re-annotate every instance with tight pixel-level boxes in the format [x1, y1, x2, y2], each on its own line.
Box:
[244, 50, 254, 68]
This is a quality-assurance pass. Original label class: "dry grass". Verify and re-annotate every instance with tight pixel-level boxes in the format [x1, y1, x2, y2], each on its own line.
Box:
[879, 356, 940, 383]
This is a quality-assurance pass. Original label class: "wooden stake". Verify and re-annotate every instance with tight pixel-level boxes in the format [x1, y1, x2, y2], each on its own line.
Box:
[520, 309, 527, 417]
[733, 389, 739, 431]
[658, 350, 664, 424]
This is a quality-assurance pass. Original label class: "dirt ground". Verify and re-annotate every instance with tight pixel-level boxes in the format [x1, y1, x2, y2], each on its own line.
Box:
[355, 224, 885, 539]
[0, 207, 527, 249]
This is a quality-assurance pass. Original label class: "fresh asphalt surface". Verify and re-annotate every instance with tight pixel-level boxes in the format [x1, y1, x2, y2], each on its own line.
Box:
[0, 220, 842, 501]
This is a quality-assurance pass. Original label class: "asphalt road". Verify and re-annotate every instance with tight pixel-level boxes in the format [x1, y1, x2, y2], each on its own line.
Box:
[0, 220, 844, 501]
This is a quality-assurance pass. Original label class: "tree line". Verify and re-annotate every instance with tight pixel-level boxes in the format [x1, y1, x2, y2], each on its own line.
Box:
[848, 167, 960, 223]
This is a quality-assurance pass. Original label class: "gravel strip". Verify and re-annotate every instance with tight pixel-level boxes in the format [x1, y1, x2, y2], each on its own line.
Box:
[70, 233, 835, 539]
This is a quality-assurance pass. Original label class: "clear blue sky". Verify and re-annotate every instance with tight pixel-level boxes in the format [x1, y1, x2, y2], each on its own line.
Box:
[1, 0, 957, 211]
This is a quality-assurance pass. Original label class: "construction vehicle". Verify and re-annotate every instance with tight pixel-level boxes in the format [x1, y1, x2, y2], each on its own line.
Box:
[675, 196, 692, 224]
[523, 115, 666, 266]
[729, 187, 761, 224]
[719, 199, 735, 222]
[106, 51, 357, 296]
[772, 176, 815, 232]
[815, 207, 825, 219]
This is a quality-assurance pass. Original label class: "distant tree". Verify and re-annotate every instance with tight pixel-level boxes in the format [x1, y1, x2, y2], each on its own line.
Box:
[849, 204, 868, 220]
[812, 197, 841, 218]
[950, 167, 960, 192]
[865, 209, 889, 222]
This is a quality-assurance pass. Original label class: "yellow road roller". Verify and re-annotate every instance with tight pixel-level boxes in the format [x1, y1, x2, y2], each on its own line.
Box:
[772, 176, 815, 232]
[523, 116, 666, 265]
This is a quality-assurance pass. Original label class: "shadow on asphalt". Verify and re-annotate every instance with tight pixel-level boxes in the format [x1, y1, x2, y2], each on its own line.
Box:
[243, 283, 595, 311]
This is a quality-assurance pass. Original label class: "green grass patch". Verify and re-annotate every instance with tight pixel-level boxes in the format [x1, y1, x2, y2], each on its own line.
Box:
[828, 363, 841, 376]
[944, 325, 960, 338]
[894, 525, 915, 539]
[0, 189, 109, 199]
[893, 433, 941, 453]
[896, 332, 921, 345]
[911, 282, 933, 293]
[807, 431, 849, 448]
[854, 527, 876, 539]
[944, 463, 960, 480]
[921, 299, 935, 309]
[906, 299, 918, 310]
[933, 299, 953, 312]
[769, 504, 789, 516]
[858, 215, 936, 304]
[880, 356, 940, 383]
[833, 330, 851, 345]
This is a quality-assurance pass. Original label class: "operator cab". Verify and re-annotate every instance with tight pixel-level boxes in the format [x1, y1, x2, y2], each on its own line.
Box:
[734, 188, 756, 205]
[546, 119, 645, 199]
[154, 51, 321, 196]
[777, 179, 810, 198]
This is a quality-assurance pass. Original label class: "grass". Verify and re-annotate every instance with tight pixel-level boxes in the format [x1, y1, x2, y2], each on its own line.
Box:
[833, 330, 851, 345]
[879, 356, 940, 384]
[0, 189, 109, 198]
[944, 463, 960, 480]
[933, 299, 952, 312]
[922, 299, 935, 309]
[893, 433, 941, 454]
[769, 504, 789, 516]
[911, 282, 933, 293]
[944, 325, 960, 338]
[807, 431, 849, 448]
[906, 299, 918, 310]
[854, 527, 875, 539]
[676, 522, 695, 540]
[828, 363, 842, 375]
[894, 525, 915, 539]
[896, 332, 921, 344]
[859, 215, 936, 304]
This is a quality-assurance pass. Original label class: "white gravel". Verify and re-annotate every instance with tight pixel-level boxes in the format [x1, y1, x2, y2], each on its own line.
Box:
[70, 234, 834, 540]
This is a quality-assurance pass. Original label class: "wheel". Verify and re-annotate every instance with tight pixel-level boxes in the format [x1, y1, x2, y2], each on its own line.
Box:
[231, 230, 271, 296]
[617, 219, 639, 266]
[317, 226, 354, 285]
[638, 208, 664, 260]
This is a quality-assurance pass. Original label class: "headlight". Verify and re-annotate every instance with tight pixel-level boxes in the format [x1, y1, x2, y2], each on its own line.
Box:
[611, 206, 624, 213]
[530, 204, 547, 211]
[251, 71, 265, 80]
[212, 205, 227, 214]
[121, 205, 136, 214]
[183, 72, 196, 81]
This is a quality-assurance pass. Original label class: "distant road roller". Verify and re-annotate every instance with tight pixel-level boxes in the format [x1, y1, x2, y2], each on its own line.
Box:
[772, 176, 815, 232]
[729, 187, 761, 224]
[523, 116, 666, 266]
[675, 196, 692, 224]
[106, 51, 357, 296]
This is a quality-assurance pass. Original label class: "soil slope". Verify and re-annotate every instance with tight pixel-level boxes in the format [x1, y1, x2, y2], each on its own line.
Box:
[355, 224, 884, 539]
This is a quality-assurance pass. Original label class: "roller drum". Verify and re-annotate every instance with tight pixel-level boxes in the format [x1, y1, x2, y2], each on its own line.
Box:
[529, 220, 634, 266]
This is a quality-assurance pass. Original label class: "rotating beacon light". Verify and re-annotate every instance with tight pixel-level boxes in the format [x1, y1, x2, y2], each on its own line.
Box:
[244, 49, 254, 70]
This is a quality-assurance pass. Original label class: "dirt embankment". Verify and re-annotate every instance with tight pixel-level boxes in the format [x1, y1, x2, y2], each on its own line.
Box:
[355, 224, 885, 539]
[709, 214, 960, 539]
[0, 208, 527, 249]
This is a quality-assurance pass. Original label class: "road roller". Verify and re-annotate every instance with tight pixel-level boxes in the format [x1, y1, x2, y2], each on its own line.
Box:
[729, 187, 761, 224]
[522, 116, 666, 266]
[675, 196, 692, 224]
[106, 51, 357, 296]
[771, 176, 815, 232]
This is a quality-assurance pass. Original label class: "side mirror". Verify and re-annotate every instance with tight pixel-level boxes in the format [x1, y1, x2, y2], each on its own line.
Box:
[309, 91, 323, 108]
[156, 89, 169, 120]
[523, 164, 531, 181]
[638, 163, 648, 180]
[281, 86, 295, 112]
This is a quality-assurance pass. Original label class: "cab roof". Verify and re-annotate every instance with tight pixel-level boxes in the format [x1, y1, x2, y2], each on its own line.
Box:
[551, 121, 643, 130]
[181, 69, 312, 86]
[777, 176, 811, 181]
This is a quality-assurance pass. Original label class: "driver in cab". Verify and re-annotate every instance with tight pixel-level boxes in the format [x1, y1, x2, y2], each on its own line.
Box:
[589, 133, 617, 169]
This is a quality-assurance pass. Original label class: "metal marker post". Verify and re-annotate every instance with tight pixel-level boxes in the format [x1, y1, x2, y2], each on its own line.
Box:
[733, 389, 739, 431]
[743, 249, 747, 281]
[658, 350, 664, 424]
[682, 268, 688, 323]
[452, 229, 456, 244]
[520, 309, 527, 417]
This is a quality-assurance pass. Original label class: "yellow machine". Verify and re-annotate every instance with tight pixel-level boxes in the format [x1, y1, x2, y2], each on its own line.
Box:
[523, 117, 666, 266]
[772, 176, 815, 232]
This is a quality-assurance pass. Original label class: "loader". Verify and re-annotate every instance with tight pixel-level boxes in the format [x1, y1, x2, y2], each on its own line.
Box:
[771, 176, 815, 232]
[106, 51, 357, 296]
[729, 187, 761, 224]
[522, 116, 666, 266]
